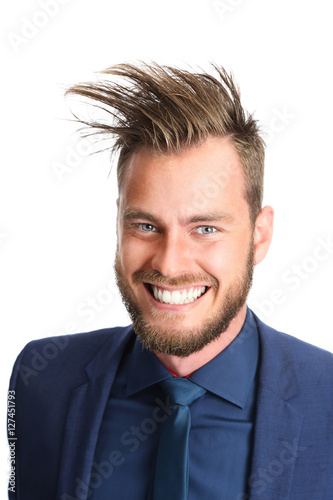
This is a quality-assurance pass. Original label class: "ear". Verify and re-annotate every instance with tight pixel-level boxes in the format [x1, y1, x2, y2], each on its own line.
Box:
[253, 205, 274, 265]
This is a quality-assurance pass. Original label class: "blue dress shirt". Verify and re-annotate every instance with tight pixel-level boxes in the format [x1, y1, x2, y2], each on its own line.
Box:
[90, 308, 259, 499]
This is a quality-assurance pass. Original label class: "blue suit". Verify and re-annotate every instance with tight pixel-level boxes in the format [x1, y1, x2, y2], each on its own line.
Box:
[9, 312, 333, 499]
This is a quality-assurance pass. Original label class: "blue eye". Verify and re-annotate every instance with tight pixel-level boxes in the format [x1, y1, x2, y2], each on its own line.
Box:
[138, 223, 157, 232]
[194, 226, 217, 234]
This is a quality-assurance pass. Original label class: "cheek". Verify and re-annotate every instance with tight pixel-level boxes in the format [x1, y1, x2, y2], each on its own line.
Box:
[198, 241, 249, 281]
[118, 237, 151, 273]
[197, 244, 232, 279]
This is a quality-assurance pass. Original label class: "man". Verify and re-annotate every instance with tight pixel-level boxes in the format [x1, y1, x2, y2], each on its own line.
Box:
[8, 63, 333, 500]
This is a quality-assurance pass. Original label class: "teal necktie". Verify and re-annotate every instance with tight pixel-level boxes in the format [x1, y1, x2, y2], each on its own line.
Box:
[153, 377, 206, 500]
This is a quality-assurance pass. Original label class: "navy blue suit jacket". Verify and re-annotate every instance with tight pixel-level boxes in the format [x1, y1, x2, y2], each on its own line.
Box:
[8, 312, 333, 499]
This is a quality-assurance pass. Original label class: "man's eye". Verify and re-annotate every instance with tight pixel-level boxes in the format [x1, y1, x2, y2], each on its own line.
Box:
[137, 223, 157, 232]
[194, 226, 217, 235]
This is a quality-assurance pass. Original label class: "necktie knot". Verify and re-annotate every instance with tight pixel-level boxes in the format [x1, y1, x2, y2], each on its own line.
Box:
[160, 377, 206, 407]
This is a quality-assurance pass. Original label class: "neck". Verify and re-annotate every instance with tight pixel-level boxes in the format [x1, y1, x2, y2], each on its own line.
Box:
[154, 305, 247, 377]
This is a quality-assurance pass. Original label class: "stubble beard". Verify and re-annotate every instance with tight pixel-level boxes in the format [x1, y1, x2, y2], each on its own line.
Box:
[114, 242, 255, 358]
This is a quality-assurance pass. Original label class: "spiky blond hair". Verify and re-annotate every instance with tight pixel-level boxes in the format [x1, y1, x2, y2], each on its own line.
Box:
[66, 62, 265, 223]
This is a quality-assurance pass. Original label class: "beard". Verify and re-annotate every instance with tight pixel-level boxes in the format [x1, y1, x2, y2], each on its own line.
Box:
[114, 241, 255, 358]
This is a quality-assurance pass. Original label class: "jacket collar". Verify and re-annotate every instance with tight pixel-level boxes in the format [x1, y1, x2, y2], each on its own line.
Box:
[247, 313, 303, 500]
[254, 312, 300, 400]
[85, 325, 134, 380]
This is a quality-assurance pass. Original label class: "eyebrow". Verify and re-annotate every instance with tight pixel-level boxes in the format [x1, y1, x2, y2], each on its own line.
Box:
[185, 212, 235, 224]
[122, 209, 235, 225]
[123, 209, 161, 225]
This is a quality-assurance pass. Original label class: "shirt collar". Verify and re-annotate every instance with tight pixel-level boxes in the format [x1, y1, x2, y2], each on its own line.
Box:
[126, 337, 171, 396]
[188, 307, 259, 408]
[126, 307, 259, 408]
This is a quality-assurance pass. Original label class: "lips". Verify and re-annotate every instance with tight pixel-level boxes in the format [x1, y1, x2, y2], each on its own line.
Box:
[147, 284, 208, 305]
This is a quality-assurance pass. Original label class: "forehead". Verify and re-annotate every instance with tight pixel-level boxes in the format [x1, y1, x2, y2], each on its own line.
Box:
[119, 137, 248, 218]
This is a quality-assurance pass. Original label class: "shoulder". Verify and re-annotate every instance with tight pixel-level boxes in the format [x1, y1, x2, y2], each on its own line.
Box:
[253, 311, 333, 386]
[255, 312, 333, 360]
[10, 324, 134, 390]
[22, 324, 132, 354]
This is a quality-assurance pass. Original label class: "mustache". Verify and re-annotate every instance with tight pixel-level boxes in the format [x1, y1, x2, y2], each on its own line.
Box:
[132, 270, 218, 291]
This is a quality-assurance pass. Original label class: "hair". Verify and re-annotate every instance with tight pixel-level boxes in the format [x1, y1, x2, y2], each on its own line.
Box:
[65, 62, 265, 224]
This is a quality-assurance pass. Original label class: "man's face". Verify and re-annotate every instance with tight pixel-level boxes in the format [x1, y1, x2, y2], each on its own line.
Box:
[115, 136, 256, 357]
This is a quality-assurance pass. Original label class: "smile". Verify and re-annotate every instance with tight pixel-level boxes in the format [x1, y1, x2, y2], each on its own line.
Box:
[147, 285, 208, 305]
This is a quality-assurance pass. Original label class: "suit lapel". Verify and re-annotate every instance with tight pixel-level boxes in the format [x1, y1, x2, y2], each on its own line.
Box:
[248, 315, 304, 500]
[56, 326, 134, 500]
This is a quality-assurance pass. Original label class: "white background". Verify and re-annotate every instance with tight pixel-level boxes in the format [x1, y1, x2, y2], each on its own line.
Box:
[1, 0, 333, 494]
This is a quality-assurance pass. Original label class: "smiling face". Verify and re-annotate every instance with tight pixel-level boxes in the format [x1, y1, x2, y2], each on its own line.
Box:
[115, 136, 260, 357]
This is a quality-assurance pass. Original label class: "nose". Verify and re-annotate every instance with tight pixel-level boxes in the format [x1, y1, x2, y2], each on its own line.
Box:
[150, 233, 192, 278]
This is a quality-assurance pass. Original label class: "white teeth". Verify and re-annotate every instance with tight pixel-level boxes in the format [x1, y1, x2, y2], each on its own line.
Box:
[171, 290, 181, 304]
[151, 285, 207, 304]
